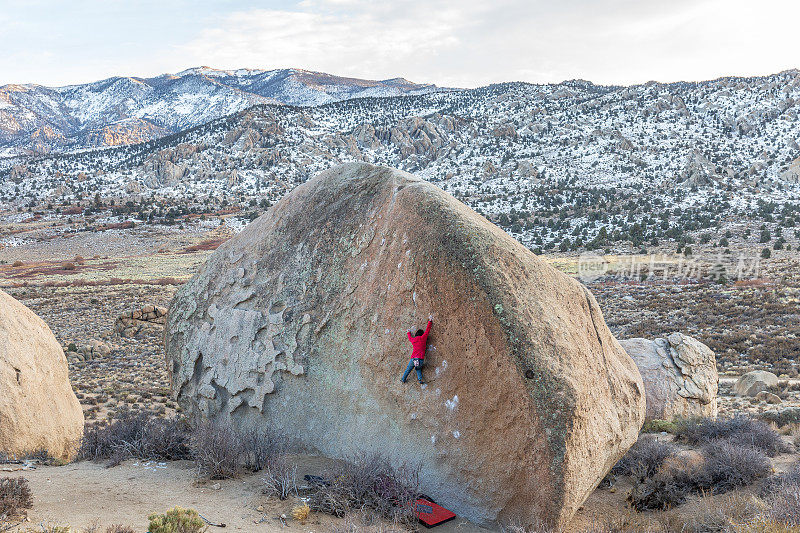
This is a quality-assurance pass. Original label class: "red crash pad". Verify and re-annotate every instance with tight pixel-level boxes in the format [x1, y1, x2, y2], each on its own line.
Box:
[414, 498, 456, 528]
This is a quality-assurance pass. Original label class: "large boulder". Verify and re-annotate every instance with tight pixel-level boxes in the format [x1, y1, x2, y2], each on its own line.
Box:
[165, 163, 645, 527]
[0, 289, 84, 461]
[734, 370, 779, 397]
[619, 333, 718, 422]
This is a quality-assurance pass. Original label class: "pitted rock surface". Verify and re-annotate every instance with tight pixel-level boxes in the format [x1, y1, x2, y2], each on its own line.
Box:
[620, 333, 718, 421]
[165, 162, 644, 527]
[0, 289, 84, 460]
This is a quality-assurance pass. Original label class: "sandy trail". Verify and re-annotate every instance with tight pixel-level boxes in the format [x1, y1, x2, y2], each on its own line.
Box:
[3, 458, 491, 533]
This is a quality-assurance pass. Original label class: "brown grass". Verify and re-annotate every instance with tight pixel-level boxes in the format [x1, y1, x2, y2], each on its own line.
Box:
[181, 238, 229, 253]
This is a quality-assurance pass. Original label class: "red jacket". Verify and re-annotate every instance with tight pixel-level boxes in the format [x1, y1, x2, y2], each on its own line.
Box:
[407, 320, 432, 359]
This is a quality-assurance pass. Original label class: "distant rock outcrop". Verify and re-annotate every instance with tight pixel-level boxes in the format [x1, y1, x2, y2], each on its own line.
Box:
[0, 289, 84, 461]
[734, 370, 779, 397]
[619, 333, 718, 421]
[115, 305, 167, 338]
[165, 163, 645, 527]
[65, 339, 114, 364]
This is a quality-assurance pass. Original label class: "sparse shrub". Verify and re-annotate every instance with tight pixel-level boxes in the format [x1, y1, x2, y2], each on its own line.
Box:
[0, 477, 33, 520]
[611, 436, 677, 478]
[61, 262, 76, 270]
[79, 410, 191, 466]
[308, 454, 420, 526]
[700, 439, 772, 493]
[22, 448, 64, 466]
[760, 407, 800, 429]
[761, 463, 800, 499]
[624, 435, 772, 511]
[23, 526, 71, 533]
[763, 486, 800, 527]
[242, 428, 288, 473]
[148, 506, 207, 533]
[291, 502, 311, 523]
[11, 261, 23, 268]
[676, 416, 789, 457]
[677, 493, 761, 533]
[105, 526, 136, 533]
[262, 456, 297, 500]
[628, 467, 691, 511]
[640, 419, 680, 434]
[734, 516, 799, 532]
[759, 464, 800, 526]
[190, 421, 244, 479]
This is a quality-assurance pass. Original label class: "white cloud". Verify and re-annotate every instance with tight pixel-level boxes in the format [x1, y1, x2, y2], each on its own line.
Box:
[2, 0, 799, 87]
[179, 1, 493, 84]
[173, 0, 800, 88]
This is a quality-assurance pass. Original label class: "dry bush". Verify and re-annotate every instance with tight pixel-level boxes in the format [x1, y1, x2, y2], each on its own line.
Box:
[153, 277, 182, 285]
[242, 428, 289, 473]
[629, 467, 691, 511]
[262, 456, 297, 500]
[148, 506, 207, 533]
[308, 454, 420, 527]
[734, 516, 800, 533]
[627, 436, 772, 511]
[190, 421, 244, 479]
[761, 464, 800, 498]
[760, 408, 800, 430]
[676, 416, 789, 457]
[11, 261, 23, 268]
[763, 489, 800, 528]
[759, 463, 800, 527]
[611, 436, 677, 478]
[105, 526, 136, 533]
[291, 502, 311, 523]
[0, 477, 33, 521]
[61, 262, 76, 271]
[182, 238, 229, 253]
[79, 410, 192, 466]
[663, 493, 762, 533]
[700, 439, 773, 493]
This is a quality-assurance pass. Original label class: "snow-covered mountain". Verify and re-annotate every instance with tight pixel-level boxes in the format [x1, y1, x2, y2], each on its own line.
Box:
[5, 69, 800, 254]
[0, 67, 442, 156]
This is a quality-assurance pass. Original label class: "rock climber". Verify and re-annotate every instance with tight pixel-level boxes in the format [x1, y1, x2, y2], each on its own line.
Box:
[401, 314, 433, 385]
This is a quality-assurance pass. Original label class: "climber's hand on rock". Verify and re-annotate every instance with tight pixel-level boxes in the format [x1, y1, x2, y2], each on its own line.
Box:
[428, 314, 433, 321]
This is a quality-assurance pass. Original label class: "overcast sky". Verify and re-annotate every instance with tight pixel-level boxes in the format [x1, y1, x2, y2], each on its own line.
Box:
[2, 0, 798, 88]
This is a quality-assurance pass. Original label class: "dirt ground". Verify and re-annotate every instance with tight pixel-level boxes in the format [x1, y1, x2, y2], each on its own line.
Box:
[4, 457, 491, 533]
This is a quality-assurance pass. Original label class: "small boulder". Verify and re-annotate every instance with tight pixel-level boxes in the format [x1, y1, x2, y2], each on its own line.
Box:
[0, 289, 84, 460]
[619, 333, 718, 421]
[734, 370, 779, 397]
[755, 391, 782, 404]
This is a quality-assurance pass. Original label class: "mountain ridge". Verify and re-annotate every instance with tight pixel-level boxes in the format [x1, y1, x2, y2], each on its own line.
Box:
[5, 68, 800, 256]
[0, 66, 444, 156]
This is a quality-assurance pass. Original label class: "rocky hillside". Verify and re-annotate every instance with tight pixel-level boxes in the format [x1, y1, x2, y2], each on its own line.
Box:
[0, 67, 440, 156]
[4, 70, 800, 254]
